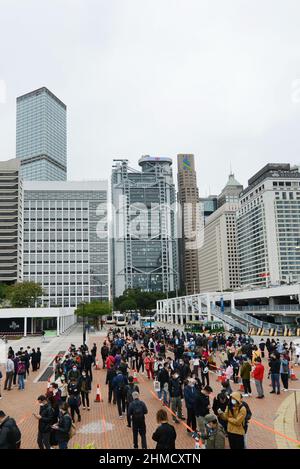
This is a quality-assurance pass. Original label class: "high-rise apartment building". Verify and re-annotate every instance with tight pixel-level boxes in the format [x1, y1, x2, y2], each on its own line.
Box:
[237, 163, 300, 287]
[0, 159, 22, 283]
[199, 173, 243, 292]
[23, 181, 108, 307]
[16, 87, 67, 181]
[111, 156, 178, 297]
[177, 154, 201, 295]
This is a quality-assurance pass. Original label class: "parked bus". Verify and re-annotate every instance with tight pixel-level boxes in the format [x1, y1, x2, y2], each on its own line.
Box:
[139, 316, 156, 329]
[114, 313, 127, 326]
[106, 315, 115, 325]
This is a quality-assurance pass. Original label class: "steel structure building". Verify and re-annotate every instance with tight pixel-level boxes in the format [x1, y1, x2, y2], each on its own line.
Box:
[111, 156, 178, 297]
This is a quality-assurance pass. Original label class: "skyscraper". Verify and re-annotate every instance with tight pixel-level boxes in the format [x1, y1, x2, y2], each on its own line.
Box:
[23, 180, 108, 307]
[16, 87, 67, 181]
[237, 163, 300, 286]
[177, 154, 201, 295]
[0, 159, 22, 284]
[111, 156, 178, 297]
[199, 173, 243, 292]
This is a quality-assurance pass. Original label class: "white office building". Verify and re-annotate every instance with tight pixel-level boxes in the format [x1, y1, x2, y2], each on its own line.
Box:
[23, 180, 108, 307]
[199, 174, 242, 292]
[237, 163, 300, 287]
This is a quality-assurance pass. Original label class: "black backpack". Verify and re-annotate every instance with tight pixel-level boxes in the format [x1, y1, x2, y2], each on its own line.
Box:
[132, 401, 145, 422]
[126, 384, 138, 404]
[241, 402, 252, 430]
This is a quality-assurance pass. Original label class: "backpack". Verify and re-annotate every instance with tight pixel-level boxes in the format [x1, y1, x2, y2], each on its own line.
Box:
[126, 384, 138, 404]
[17, 362, 25, 375]
[6, 418, 21, 448]
[241, 402, 252, 429]
[132, 401, 145, 423]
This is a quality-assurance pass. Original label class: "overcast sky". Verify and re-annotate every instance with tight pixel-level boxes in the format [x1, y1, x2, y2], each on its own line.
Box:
[0, 0, 300, 195]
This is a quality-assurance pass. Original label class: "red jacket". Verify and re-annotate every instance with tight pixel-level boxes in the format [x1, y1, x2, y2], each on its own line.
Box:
[106, 355, 115, 369]
[253, 363, 264, 381]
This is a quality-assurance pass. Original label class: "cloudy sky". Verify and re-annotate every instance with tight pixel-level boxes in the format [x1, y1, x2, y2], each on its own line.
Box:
[0, 0, 300, 195]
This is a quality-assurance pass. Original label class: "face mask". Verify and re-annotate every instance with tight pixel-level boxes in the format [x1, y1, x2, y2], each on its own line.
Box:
[73, 368, 77, 371]
[231, 399, 237, 405]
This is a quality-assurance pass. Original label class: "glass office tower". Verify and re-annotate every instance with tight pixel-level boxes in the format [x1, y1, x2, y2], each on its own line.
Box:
[16, 87, 67, 181]
[111, 156, 178, 297]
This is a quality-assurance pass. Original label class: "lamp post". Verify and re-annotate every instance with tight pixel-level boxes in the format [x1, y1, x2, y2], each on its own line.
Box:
[82, 302, 86, 346]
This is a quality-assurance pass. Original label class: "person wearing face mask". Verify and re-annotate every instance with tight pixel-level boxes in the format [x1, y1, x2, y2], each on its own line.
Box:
[67, 365, 81, 383]
[33, 395, 54, 449]
[184, 378, 197, 433]
[169, 371, 185, 424]
[202, 414, 225, 449]
[78, 371, 92, 410]
[218, 392, 246, 449]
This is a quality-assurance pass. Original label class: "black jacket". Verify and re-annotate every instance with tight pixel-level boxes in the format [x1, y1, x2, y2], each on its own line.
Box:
[269, 358, 281, 374]
[152, 423, 176, 449]
[194, 391, 210, 417]
[78, 375, 92, 393]
[157, 368, 169, 387]
[169, 378, 182, 398]
[0, 417, 21, 449]
[55, 413, 72, 442]
[128, 399, 148, 425]
[38, 404, 54, 433]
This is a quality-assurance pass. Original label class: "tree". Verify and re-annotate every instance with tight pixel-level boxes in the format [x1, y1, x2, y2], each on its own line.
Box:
[75, 301, 112, 329]
[0, 283, 8, 300]
[7, 281, 43, 308]
[119, 298, 137, 313]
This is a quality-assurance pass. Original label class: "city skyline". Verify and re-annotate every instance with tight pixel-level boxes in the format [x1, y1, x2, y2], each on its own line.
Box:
[1, 1, 300, 196]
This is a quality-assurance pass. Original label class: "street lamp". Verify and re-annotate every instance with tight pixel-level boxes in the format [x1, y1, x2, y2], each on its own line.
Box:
[82, 302, 86, 346]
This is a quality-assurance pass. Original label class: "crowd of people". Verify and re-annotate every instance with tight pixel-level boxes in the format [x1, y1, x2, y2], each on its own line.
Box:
[0, 324, 299, 450]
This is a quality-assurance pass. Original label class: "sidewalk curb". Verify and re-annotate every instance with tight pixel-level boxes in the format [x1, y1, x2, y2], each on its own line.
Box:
[274, 393, 300, 449]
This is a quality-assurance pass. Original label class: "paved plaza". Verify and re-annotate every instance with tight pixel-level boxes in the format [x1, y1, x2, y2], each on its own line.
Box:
[0, 324, 300, 449]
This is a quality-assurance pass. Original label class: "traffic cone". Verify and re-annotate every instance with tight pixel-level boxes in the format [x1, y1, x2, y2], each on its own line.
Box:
[290, 365, 298, 381]
[94, 384, 103, 402]
[133, 370, 139, 384]
[239, 383, 244, 392]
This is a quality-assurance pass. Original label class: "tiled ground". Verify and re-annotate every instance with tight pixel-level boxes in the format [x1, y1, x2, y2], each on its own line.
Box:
[0, 327, 300, 449]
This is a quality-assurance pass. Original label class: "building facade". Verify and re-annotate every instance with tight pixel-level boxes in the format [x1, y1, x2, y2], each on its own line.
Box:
[16, 87, 67, 181]
[111, 156, 178, 297]
[177, 154, 201, 295]
[237, 163, 300, 287]
[0, 159, 22, 283]
[199, 174, 243, 292]
[23, 181, 108, 307]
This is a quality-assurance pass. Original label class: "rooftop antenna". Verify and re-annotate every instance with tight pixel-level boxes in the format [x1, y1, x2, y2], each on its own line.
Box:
[230, 161, 233, 176]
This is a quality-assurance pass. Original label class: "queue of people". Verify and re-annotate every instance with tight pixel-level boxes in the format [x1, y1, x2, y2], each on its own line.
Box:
[0, 323, 299, 450]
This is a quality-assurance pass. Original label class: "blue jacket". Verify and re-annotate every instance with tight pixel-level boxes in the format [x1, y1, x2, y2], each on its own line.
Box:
[184, 385, 197, 409]
[112, 373, 128, 392]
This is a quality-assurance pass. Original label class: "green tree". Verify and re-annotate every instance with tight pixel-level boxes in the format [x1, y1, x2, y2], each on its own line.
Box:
[119, 298, 137, 313]
[75, 301, 112, 329]
[7, 282, 43, 308]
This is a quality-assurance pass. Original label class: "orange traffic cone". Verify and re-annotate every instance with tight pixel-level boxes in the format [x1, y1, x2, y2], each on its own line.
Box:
[94, 384, 103, 402]
[217, 369, 222, 382]
[290, 365, 298, 381]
